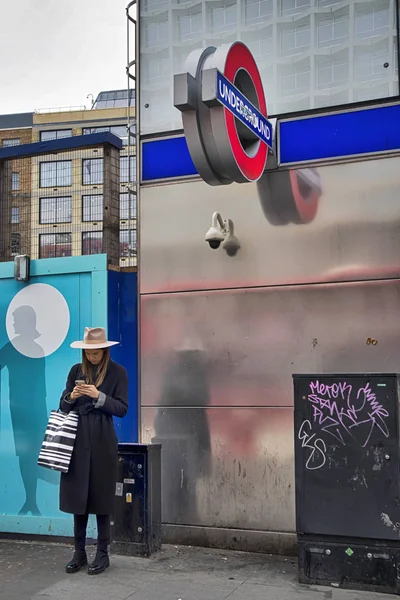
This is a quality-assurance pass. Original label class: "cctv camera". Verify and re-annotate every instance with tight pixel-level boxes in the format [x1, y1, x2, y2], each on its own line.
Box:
[222, 220, 240, 257]
[205, 213, 240, 253]
[223, 235, 240, 257]
[205, 213, 226, 250]
[205, 225, 225, 250]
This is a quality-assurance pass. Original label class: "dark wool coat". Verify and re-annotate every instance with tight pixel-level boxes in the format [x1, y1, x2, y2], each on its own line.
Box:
[59, 360, 128, 515]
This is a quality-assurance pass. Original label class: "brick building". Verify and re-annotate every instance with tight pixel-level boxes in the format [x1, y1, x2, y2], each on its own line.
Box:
[0, 90, 136, 266]
[0, 113, 33, 257]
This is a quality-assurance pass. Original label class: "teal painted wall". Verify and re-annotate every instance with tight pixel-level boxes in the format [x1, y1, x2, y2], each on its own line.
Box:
[0, 255, 108, 538]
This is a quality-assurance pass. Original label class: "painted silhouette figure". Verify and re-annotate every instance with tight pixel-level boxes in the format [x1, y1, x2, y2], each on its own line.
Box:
[0, 305, 53, 516]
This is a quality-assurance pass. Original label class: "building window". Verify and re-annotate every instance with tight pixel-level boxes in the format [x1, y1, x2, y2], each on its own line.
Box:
[120, 229, 137, 257]
[83, 126, 133, 147]
[317, 56, 349, 89]
[82, 194, 103, 222]
[120, 192, 137, 220]
[143, 95, 168, 126]
[144, 57, 170, 84]
[110, 125, 127, 142]
[11, 233, 20, 257]
[112, 125, 135, 146]
[39, 196, 72, 224]
[281, 0, 310, 15]
[120, 156, 136, 183]
[3, 138, 20, 147]
[244, 0, 273, 23]
[281, 21, 310, 55]
[11, 207, 19, 224]
[210, 4, 237, 33]
[355, 45, 390, 82]
[12, 172, 20, 191]
[356, 5, 389, 38]
[244, 32, 273, 63]
[40, 130, 73, 142]
[82, 158, 104, 185]
[40, 161, 72, 188]
[279, 62, 310, 95]
[39, 233, 72, 258]
[177, 12, 202, 40]
[143, 20, 169, 46]
[354, 84, 390, 102]
[83, 126, 110, 135]
[142, 0, 168, 11]
[82, 232, 103, 255]
[315, 91, 349, 108]
[317, 13, 349, 47]
[93, 89, 135, 109]
[317, 0, 341, 5]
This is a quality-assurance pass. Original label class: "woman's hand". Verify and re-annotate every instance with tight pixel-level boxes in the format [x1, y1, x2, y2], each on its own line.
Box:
[75, 384, 100, 400]
[69, 388, 80, 401]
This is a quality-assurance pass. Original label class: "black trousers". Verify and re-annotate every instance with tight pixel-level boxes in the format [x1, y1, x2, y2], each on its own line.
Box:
[74, 514, 110, 553]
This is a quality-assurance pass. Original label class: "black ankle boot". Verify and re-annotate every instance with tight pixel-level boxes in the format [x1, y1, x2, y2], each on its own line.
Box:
[66, 550, 88, 574]
[88, 548, 110, 575]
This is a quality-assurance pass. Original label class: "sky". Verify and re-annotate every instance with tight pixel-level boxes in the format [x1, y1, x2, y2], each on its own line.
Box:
[0, 0, 131, 115]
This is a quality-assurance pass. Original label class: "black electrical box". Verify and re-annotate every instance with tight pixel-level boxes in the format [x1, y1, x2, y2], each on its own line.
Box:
[298, 536, 400, 595]
[293, 373, 400, 595]
[111, 443, 162, 557]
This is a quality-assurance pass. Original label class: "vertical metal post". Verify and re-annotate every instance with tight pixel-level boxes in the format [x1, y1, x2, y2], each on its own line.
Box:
[103, 144, 121, 267]
[0, 160, 13, 262]
[126, 1, 137, 210]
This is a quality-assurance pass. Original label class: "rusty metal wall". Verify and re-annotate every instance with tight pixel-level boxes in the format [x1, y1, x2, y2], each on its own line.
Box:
[139, 154, 400, 552]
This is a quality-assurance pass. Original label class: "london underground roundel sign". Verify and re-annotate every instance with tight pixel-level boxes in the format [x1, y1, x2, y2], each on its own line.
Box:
[174, 42, 273, 186]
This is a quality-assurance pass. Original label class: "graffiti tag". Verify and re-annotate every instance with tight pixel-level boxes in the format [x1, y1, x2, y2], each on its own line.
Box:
[298, 420, 327, 470]
[308, 380, 389, 448]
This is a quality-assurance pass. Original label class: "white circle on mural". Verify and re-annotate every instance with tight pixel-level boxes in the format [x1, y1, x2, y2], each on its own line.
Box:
[6, 283, 70, 358]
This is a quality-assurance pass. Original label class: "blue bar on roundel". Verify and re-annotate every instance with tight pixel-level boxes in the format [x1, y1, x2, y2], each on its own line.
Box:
[215, 70, 273, 150]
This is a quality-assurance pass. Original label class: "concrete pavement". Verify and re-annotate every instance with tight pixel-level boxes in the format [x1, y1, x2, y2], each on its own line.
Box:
[0, 540, 396, 600]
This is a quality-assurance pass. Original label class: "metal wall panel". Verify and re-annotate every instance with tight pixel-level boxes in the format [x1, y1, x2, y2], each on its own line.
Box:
[141, 279, 400, 532]
[141, 280, 400, 407]
[140, 155, 400, 294]
[142, 406, 295, 531]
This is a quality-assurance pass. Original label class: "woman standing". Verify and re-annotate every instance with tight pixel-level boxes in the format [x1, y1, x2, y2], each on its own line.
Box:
[59, 327, 128, 575]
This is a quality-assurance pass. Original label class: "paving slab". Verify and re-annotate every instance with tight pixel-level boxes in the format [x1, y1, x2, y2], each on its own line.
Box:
[0, 540, 396, 600]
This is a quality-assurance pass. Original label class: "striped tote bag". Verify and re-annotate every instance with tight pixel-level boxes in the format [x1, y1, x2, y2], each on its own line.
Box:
[37, 410, 79, 473]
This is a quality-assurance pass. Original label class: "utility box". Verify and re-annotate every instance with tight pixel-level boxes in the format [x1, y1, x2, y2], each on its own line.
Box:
[293, 373, 400, 595]
[111, 443, 162, 557]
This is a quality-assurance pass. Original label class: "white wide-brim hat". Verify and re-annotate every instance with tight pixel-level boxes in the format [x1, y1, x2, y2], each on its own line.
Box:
[70, 327, 119, 350]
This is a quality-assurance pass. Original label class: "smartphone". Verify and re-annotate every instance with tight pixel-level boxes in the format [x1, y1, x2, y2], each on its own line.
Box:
[75, 380, 85, 386]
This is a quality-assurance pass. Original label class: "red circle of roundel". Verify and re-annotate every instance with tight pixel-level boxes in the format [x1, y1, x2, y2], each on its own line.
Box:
[223, 42, 268, 182]
[289, 171, 320, 223]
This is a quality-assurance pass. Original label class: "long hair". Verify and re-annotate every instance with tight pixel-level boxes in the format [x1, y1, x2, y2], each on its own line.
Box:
[81, 348, 110, 387]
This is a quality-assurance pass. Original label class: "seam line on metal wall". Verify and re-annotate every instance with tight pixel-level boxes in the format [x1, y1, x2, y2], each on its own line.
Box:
[141, 405, 293, 409]
[139, 276, 400, 298]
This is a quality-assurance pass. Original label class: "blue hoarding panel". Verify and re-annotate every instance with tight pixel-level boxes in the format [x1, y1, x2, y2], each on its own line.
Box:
[279, 104, 400, 164]
[0, 255, 107, 538]
[108, 270, 138, 443]
[142, 136, 197, 181]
